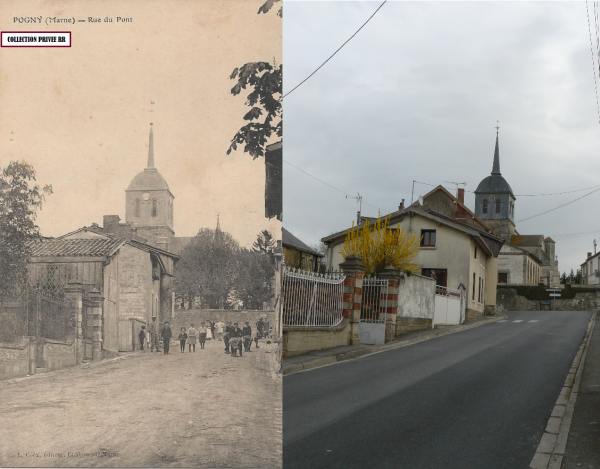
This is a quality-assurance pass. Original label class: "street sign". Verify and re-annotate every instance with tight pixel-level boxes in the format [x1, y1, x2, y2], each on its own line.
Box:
[549, 294, 561, 297]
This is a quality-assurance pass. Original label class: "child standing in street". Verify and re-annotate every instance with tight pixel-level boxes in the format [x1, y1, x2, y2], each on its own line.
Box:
[178, 327, 188, 353]
[198, 322, 207, 349]
[188, 323, 197, 352]
[139, 325, 146, 351]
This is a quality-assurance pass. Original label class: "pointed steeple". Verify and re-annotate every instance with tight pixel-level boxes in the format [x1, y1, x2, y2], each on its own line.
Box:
[491, 121, 501, 175]
[147, 123, 155, 169]
[216, 214, 221, 232]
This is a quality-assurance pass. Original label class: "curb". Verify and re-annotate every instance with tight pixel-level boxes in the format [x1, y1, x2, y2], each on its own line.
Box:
[283, 315, 508, 376]
[529, 311, 597, 469]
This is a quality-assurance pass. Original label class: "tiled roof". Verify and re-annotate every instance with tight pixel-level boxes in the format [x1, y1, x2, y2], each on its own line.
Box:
[29, 238, 124, 257]
[283, 228, 323, 257]
[510, 235, 543, 247]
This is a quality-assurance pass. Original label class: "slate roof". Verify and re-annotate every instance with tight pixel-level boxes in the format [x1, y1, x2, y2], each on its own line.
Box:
[475, 174, 514, 196]
[127, 168, 171, 192]
[283, 228, 323, 257]
[29, 238, 124, 257]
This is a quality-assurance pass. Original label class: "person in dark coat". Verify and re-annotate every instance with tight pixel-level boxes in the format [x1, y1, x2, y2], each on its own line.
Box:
[230, 323, 243, 357]
[139, 325, 146, 351]
[178, 327, 188, 353]
[242, 322, 252, 352]
[224, 322, 233, 354]
[161, 321, 172, 354]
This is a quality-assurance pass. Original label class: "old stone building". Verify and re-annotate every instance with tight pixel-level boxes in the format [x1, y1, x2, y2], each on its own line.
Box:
[474, 132, 559, 286]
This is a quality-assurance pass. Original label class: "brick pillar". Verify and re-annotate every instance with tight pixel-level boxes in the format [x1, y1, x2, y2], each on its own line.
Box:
[89, 289, 104, 361]
[63, 282, 85, 364]
[339, 255, 366, 346]
[378, 266, 402, 342]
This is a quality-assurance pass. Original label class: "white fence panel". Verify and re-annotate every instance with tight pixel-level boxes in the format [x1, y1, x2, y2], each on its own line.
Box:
[433, 286, 464, 326]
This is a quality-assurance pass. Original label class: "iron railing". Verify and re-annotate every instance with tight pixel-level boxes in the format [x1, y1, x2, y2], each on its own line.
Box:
[361, 277, 389, 323]
[282, 266, 346, 327]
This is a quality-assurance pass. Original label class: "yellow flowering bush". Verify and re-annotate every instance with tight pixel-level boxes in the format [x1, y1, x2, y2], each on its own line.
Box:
[340, 215, 421, 276]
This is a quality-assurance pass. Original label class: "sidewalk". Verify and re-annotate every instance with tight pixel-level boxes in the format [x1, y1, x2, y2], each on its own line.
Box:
[561, 312, 600, 468]
[282, 314, 507, 375]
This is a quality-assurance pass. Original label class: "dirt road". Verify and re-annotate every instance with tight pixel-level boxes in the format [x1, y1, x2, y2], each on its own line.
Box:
[0, 338, 282, 468]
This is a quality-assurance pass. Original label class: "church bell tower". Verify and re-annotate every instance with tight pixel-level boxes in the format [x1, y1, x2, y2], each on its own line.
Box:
[474, 126, 516, 241]
[125, 124, 174, 250]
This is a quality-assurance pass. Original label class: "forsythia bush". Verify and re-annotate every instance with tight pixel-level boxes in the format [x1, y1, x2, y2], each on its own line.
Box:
[340, 215, 421, 276]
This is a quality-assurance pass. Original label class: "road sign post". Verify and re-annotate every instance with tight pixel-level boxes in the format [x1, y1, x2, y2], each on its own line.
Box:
[546, 289, 561, 310]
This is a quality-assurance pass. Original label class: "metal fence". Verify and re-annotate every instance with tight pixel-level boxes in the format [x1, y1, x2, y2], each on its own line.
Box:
[282, 266, 346, 327]
[360, 277, 389, 323]
[0, 288, 74, 343]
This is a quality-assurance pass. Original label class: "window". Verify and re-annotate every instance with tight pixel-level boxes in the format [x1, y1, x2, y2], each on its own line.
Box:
[498, 273, 508, 284]
[474, 246, 477, 260]
[152, 199, 158, 217]
[472, 273, 476, 300]
[495, 199, 502, 214]
[421, 269, 447, 289]
[135, 199, 140, 217]
[478, 277, 482, 303]
[482, 200, 488, 214]
[420, 230, 436, 247]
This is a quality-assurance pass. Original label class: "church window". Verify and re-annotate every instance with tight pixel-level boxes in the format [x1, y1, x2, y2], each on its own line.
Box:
[135, 199, 140, 217]
[482, 200, 488, 214]
[152, 199, 158, 217]
[495, 199, 502, 214]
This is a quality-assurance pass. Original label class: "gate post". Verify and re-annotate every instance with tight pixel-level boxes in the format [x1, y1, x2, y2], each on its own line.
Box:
[89, 289, 104, 361]
[64, 282, 84, 364]
[378, 266, 402, 342]
[339, 255, 366, 346]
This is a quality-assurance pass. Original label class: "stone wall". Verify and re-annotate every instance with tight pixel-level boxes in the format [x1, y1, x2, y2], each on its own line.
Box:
[466, 308, 486, 321]
[283, 319, 351, 357]
[118, 244, 152, 322]
[43, 339, 76, 370]
[396, 274, 435, 320]
[396, 317, 432, 335]
[0, 339, 30, 380]
[497, 285, 600, 312]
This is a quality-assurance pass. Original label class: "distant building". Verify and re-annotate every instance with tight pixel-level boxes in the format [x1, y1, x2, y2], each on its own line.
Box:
[283, 228, 324, 272]
[474, 132, 559, 286]
[581, 250, 600, 285]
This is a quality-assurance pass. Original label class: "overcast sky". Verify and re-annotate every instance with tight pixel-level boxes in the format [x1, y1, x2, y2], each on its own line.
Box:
[283, 1, 600, 273]
[0, 0, 281, 248]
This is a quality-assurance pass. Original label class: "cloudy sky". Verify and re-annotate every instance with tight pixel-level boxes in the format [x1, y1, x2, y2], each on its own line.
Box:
[283, 1, 600, 273]
[0, 0, 281, 248]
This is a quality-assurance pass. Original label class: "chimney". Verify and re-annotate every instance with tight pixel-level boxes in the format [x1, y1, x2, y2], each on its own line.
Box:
[103, 215, 121, 230]
[457, 188, 465, 203]
[399, 199, 405, 210]
[588, 252, 592, 259]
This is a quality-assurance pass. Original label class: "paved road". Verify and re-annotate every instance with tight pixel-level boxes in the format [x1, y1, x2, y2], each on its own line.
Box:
[283, 311, 593, 469]
[0, 338, 282, 468]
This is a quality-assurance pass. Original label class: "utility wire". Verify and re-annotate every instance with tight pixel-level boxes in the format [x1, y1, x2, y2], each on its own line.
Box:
[552, 228, 600, 239]
[412, 180, 600, 197]
[284, 159, 380, 210]
[516, 186, 600, 223]
[586, 1, 600, 128]
[283, 1, 387, 99]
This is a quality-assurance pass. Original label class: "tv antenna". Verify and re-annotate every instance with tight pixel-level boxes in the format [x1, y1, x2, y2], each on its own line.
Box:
[444, 181, 467, 198]
[346, 192, 363, 223]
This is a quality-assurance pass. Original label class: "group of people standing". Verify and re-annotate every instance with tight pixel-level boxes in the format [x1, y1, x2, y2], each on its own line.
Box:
[137, 317, 272, 356]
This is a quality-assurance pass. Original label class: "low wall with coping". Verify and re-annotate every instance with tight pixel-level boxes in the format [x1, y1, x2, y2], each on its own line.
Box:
[0, 338, 31, 380]
[396, 317, 433, 335]
[497, 285, 600, 312]
[283, 319, 351, 357]
[43, 339, 76, 370]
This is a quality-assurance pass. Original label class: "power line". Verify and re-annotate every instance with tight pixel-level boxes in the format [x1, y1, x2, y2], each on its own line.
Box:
[516, 186, 600, 223]
[283, 159, 380, 210]
[552, 228, 600, 240]
[283, 1, 387, 99]
[586, 0, 600, 128]
[412, 179, 600, 197]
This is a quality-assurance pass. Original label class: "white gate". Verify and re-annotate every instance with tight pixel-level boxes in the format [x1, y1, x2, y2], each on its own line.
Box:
[359, 277, 389, 345]
[281, 267, 346, 327]
[434, 286, 465, 325]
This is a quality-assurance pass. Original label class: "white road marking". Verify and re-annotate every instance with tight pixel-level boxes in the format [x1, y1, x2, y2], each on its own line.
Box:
[528, 320, 539, 323]
[497, 320, 509, 323]
[513, 320, 524, 323]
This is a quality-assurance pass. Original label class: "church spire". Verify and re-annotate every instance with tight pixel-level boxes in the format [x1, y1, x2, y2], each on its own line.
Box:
[492, 122, 501, 175]
[216, 214, 221, 232]
[147, 123, 155, 169]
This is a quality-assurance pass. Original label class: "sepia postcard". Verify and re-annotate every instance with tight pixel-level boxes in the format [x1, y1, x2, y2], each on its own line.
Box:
[0, 0, 282, 467]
